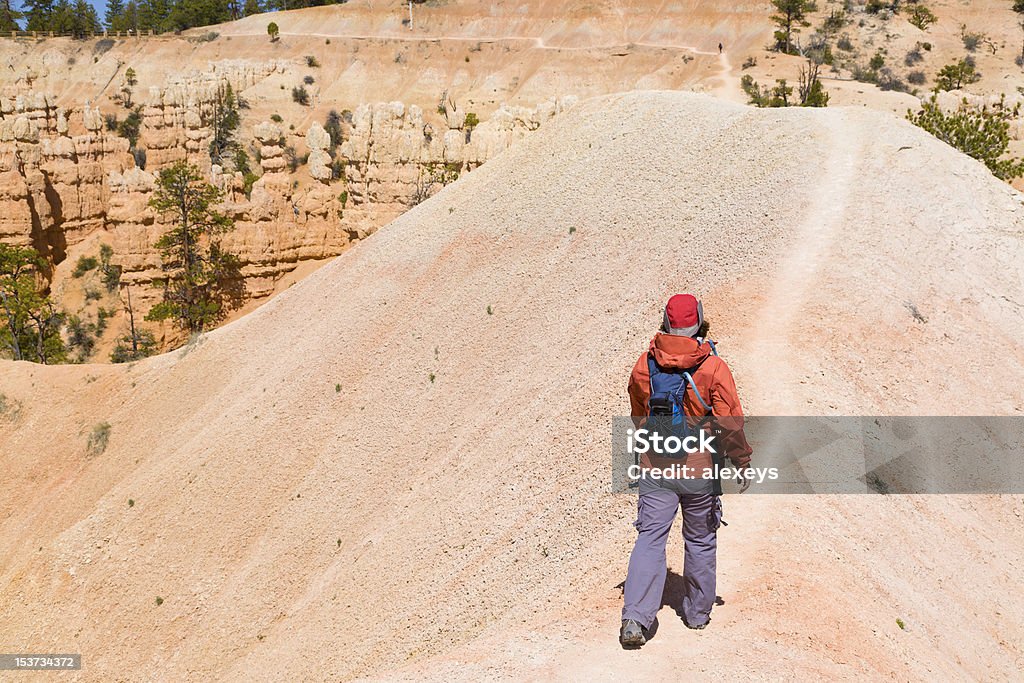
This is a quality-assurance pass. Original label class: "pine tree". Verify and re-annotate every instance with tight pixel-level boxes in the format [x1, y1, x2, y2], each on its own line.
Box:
[145, 161, 243, 333]
[771, 0, 816, 54]
[207, 82, 240, 165]
[105, 0, 125, 30]
[0, 244, 67, 364]
[72, 0, 102, 34]
[0, 0, 22, 32]
[22, 0, 55, 32]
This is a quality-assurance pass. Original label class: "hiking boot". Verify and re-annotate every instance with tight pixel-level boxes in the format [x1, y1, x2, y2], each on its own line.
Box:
[620, 619, 647, 647]
[684, 615, 710, 630]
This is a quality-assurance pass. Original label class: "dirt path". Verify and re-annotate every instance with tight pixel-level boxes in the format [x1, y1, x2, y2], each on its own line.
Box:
[712, 50, 745, 103]
[743, 111, 859, 412]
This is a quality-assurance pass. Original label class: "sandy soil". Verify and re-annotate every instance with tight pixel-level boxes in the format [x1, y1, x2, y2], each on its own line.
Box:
[1, 91, 1023, 679]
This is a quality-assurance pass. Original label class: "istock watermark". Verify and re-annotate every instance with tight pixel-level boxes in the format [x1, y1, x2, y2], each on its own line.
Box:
[610, 416, 1024, 494]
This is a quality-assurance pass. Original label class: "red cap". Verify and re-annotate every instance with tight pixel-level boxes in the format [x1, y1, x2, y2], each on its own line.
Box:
[664, 294, 703, 337]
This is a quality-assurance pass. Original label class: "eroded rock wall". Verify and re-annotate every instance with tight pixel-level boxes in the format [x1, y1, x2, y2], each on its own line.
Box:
[0, 63, 573, 348]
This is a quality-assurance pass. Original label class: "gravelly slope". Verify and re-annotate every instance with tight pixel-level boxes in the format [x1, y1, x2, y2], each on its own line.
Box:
[1, 91, 1023, 680]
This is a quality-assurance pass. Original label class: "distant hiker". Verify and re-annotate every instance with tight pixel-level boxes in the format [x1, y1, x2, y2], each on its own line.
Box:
[620, 294, 752, 647]
[718, 42, 723, 54]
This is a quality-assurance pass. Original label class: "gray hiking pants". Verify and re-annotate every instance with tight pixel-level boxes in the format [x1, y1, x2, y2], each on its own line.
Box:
[622, 486, 722, 629]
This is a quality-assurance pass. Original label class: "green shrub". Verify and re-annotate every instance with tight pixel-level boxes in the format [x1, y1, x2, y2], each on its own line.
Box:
[291, 85, 310, 106]
[72, 255, 99, 277]
[936, 59, 980, 91]
[99, 244, 121, 292]
[110, 330, 157, 363]
[907, 4, 937, 31]
[305, 55, 320, 67]
[116, 108, 142, 149]
[907, 94, 1024, 181]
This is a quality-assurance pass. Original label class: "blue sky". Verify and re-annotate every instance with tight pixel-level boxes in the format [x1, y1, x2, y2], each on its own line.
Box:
[16, 0, 115, 23]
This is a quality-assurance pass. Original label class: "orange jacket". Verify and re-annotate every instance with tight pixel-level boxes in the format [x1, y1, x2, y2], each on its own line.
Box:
[628, 333, 752, 468]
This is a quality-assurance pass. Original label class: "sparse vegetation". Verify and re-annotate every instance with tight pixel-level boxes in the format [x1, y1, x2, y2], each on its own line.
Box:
[72, 255, 99, 278]
[742, 75, 793, 107]
[291, 85, 310, 106]
[66, 314, 103, 362]
[741, 56, 757, 69]
[87, 422, 111, 456]
[960, 26, 986, 53]
[267, 21, 279, 42]
[189, 31, 219, 43]
[324, 110, 344, 149]
[798, 54, 830, 106]
[111, 285, 156, 363]
[821, 8, 847, 34]
[907, 4, 937, 31]
[935, 58, 980, 91]
[271, 113, 283, 123]
[116, 107, 143, 150]
[463, 112, 480, 142]
[284, 146, 308, 172]
[411, 162, 462, 205]
[907, 94, 1024, 181]
[905, 45, 924, 66]
[305, 55, 320, 67]
[120, 67, 138, 108]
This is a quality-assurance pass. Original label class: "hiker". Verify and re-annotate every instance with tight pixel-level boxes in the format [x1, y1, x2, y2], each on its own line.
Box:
[620, 294, 752, 647]
[718, 42, 723, 54]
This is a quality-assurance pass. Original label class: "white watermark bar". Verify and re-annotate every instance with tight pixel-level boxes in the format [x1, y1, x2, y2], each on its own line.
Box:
[0, 654, 81, 670]
[611, 416, 1024, 494]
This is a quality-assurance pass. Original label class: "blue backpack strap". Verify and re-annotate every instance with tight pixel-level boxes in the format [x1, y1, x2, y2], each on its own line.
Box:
[681, 371, 713, 413]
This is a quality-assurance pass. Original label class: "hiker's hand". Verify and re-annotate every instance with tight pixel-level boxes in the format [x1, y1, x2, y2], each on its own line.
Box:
[735, 467, 753, 493]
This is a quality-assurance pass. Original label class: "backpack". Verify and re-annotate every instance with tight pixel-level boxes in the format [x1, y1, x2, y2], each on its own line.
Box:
[646, 340, 716, 430]
[642, 340, 725, 495]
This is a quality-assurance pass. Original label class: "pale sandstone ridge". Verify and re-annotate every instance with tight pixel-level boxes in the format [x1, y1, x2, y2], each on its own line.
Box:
[0, 92, 1022, 680]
